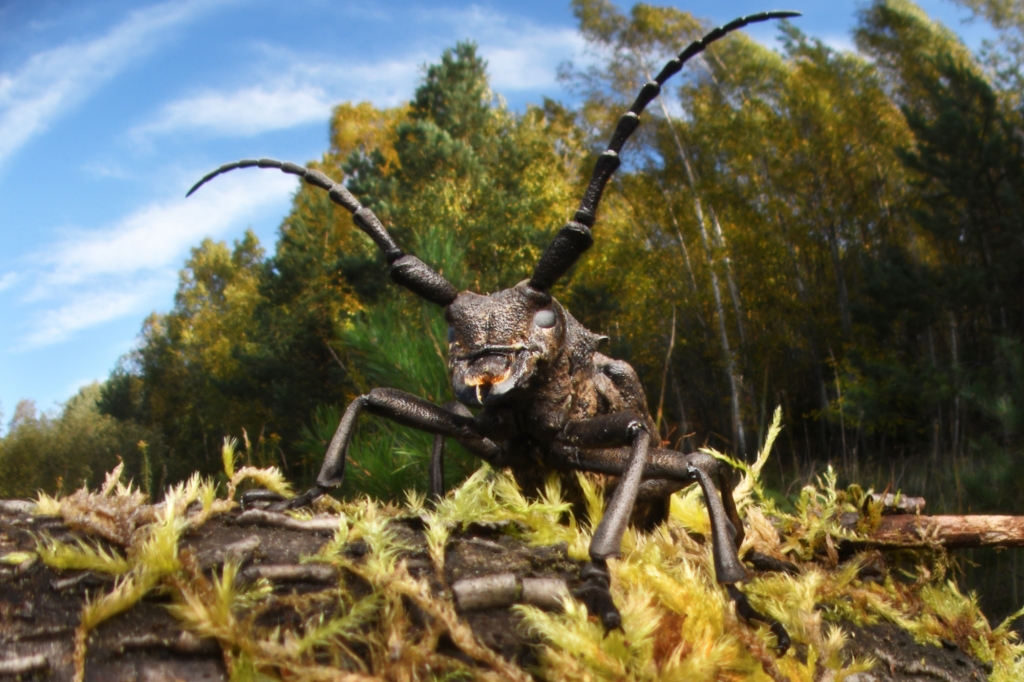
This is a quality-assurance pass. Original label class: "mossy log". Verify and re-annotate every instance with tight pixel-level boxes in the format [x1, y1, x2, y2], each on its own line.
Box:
[0, 499, 1003, 682]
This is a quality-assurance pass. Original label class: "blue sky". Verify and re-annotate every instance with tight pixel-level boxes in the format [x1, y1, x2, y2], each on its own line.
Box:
[0, 0, 994, 426]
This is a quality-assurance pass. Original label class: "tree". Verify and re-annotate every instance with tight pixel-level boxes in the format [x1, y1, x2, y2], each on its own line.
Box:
[0, 385, 160, 499]
[119, 233, 271, 482]
[853, 0, 1024, 479]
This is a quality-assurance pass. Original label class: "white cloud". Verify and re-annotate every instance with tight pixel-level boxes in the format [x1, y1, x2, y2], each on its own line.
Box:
[32, 169, 295, 293]
[81, 160, 129, 180]
[295, 57, 425, 107]
[16, 168, 297, 348]
[820, 33, 857, 54]
[422, 7, 583, 90]
[127, 5, 586, 145]
[409, 5, 586, 95]
[482, 28, 587, 93]
[20, 288, 155, 349]
[128, 44, 426, 142]
[4, 0, 591, 351]
[131, 83, 334, 139]
[0, 0, 230, 168]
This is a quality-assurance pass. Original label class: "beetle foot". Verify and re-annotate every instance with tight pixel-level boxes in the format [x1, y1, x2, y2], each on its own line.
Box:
[744, 550, 800, 576]
[726, 584, 790, 655]
[240, 486, 324, 512]
[574, 560, 622, 633]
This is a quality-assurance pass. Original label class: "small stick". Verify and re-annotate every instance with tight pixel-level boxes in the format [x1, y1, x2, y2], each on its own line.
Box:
[855, 515, 1024, 549]
[521, 577, 570, 611]
[452, 573, 518, 611]
[197, 535, 261, 571]
[50, 572, 113, 592]
[0, 500, 36, 515]
[234, 510, 341, 533]
[120, 630, 220, 655]
[452, 573, 570, 612]
[238, 563, 337, 585]
[0, 654, 49, 676]
[871, 493, 926, 515]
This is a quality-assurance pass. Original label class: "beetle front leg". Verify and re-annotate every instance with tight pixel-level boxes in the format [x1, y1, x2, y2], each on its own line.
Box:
[428, 401, 482, 501]
[243, 388, 494, 511]
[684, 455, 748, 584]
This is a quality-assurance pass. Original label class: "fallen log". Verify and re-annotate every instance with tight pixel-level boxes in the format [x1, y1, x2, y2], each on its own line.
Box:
[854, 514, 1024, 549]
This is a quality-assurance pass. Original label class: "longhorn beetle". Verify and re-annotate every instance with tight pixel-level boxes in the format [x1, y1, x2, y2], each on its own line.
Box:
[188, 10, 799, 646]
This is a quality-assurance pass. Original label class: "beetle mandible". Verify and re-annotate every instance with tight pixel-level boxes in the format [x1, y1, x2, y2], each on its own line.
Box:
[188, 10, 799, 644]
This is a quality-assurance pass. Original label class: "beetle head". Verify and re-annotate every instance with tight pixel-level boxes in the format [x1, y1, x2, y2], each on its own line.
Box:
[446, 281, 565, 407]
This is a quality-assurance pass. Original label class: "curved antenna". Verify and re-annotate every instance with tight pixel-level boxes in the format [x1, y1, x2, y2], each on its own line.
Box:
[529, 10, 801, 292]
[187, 159, 458, 306]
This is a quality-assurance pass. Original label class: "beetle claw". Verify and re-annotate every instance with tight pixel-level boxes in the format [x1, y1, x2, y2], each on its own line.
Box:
[575, 560, 623, 634]
[240, 488, 286, 510]
[726, 584, 791, 655]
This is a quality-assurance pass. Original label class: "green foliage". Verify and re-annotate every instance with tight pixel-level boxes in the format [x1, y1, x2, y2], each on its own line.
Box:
[555, 0, 1022, 512]
[125, 232, 272, 484]
[234, 41, 576, 499]
[337, 292, 470, 500]
[29, 438, 1024, 681]
[36, 535, 131, 575]
[0, 385, 162, 499]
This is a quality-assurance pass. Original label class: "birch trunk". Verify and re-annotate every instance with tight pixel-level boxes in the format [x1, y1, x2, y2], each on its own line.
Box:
[825, 220, 852, 336]
[653, 86, 747, 457]
[655, 306, 677, 437]
[708, 205, 747, 348]
[658, 183, 710, 337]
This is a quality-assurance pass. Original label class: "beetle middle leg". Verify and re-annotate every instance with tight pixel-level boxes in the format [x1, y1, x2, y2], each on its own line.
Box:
[549, 412, 654, 631]
[563, 446, 748, 580]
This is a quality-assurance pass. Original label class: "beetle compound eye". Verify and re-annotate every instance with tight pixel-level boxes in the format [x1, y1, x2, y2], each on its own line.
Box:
[447, 326, 456, 343]
[534, 310, 556, 328]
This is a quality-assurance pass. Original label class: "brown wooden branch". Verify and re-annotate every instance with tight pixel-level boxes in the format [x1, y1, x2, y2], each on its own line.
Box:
[852, 515, 1024, 549]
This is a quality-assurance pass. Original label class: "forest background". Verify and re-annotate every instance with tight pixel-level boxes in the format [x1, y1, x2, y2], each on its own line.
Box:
[3, 0, 1023, 627]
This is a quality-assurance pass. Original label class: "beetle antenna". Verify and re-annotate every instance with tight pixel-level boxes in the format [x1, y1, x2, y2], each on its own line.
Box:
[529, 10, 800, 292]
[187, 159, 458, 306]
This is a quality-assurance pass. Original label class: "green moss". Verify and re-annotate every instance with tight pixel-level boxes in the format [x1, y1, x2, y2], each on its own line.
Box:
[29, 411, 1024, 681]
